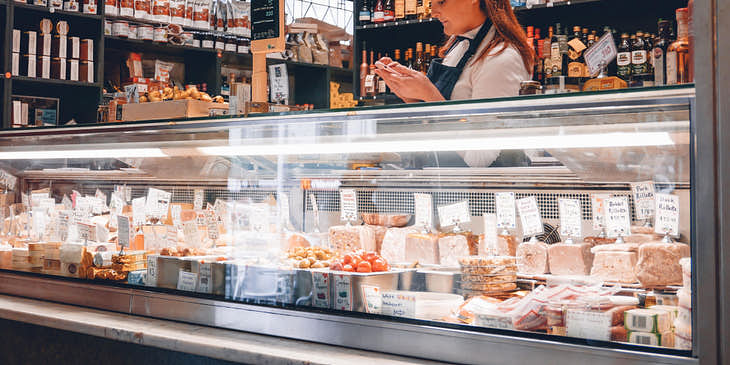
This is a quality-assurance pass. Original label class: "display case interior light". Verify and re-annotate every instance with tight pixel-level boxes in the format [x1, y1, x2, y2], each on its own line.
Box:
[198, 132, 676, 157]
[0, 148, 168, 160]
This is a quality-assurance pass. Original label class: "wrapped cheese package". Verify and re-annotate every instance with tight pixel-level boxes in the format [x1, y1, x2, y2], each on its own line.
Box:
[366, 224, 388, 254]
[497, 233, 519, 256]
[438, 232, 477, 267]
[516, 239, 549, 275]
[635, 241, 690, 287]
[547, 241, 594, 276]
[590, 243, 639, 283]
[328, 225, 376, 253]
[405, 232, 440, 265]
[380, 227, 418, 263]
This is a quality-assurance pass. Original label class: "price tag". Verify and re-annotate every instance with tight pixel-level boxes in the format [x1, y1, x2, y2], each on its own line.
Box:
[146, 188, 171, 220]
[311, 270, 330, 308]
[197, 262, 212, 294]
[414, 193, 433, 229]
[474, 312, 514, 329]
[361, 285, 382, 314]
[115, 185, 132, 202]
[147, 256, 158, 287]
[182, 221, 201, 247]
[654, 193, 679, 236]
[171, 205, 182, 229]
[118, 215, 131, 248]
[495, 192, 516, 229]
[481, 213, 498, 256]
[437, 200, 471, 228]
[31, 209, 47, 240]
[165, 225, 177, 247]
[566, 310, 612, 341]
[62, 195, 73, 211]
[95, 189, 107, 207]
[78, 222, 93, 241]
[194, 189, 204, 211]
[177, 270, 198, 291]
[57, 211, 71, 242]
[39, 198, 56, 214]
[333, 274, 352, 311]
[559, 199, 583, 238]
[132, 197, 146, 226]
[583, 31, 618, 77]
[631, 181, 656, 220]
[381, 291, 416, 318]
[109, 192, 124, 229]
[250, 204, 269, 232]
[278, 192, 291, 227]
[90, 197, 104, 215]
[339, 189, 358, 222]
[605, 196, 631, 238]
[591, 194, 611, 230]
[517, 196, 544, 237]
[205, 210, 220, 240]
[309, 193, 320, 227]
[213, 199, 227, 221]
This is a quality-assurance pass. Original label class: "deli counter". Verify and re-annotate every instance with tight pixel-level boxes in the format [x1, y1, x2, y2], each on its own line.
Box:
[0, 86, 716, 364]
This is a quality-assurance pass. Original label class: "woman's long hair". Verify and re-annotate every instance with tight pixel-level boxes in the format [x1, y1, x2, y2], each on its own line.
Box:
[440, 0, 534, 73]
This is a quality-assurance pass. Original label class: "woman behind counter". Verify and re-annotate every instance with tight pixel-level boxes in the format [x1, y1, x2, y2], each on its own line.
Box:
[375, 0, 534, 102]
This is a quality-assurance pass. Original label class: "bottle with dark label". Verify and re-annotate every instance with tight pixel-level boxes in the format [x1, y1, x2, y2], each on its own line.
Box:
[668, 8, 690, 84]
[543, 26, 553, 79]
[384, 0, 394, 21]
[359, 0, 371, 24]
[567, 25, 587, 77]
[652, 20, 671, 85]
[415, 42, 425, 74]
[372, 0, 385, 22]
[631, 31, 648, 75]
[550, 23, 562, 76]
[616, 33, 632, 80]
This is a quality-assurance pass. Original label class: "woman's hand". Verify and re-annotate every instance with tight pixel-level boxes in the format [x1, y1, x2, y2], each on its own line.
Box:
[374, 58, 445, 103]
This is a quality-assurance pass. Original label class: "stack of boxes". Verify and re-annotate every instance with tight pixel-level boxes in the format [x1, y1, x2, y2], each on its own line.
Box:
[329, 82, 357, 109]
[28, 243, 44, 273]
[624, 307, 675, 347]
[42, 242, 63, 276]
[12, 247, 31, 271]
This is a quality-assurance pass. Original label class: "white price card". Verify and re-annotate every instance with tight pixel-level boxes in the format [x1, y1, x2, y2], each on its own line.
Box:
[605, 196, 631, 237]
[109, 192, 124, 229]
[90, 197, 104, 215]
[62, 195, 73, 211]
[381, 291, 416, 318]
[495, 192, 517, 229]
[414, 193, 433, 229]
[309, 193, 320, 227]
[654, 193, 679, 236]
[250, 203, 270, 233]
[213, 199, 227, 221]
[146, 256, 158, 287]
[193, 189, 204, 211]
[278, 192, 291, 227]
[566, 310, 612, 341]
[197, 262, 212, 294]
[584, 31, 618, 77]
[437, 200, 471, 228]
[115, 185, 132, 202]
[146, 188, 171, 220]
[132, 197, 146, 226]
[339, 189, 358, 222]
[481, 213, 498, 256]
[95, 189, 107, 207]
[57, 211, 71, 242]
[177, 270, 199, 291]
[517, 196, 544, 237]
[631, 181, 656, 220]
[171, 205, 182, 229]
[590, 193, 611, 230]
[474, 313, 515, 330]
[311, 270, 330, 308]
[361, 285, 382, 314]
[182, 221, 201, 248]
[78, 222, 94, 241]
[205, 210, 220, 240]
[559, 199, 583, 238]
[117, 215, 131, 248]
[333, 274, 353, 311]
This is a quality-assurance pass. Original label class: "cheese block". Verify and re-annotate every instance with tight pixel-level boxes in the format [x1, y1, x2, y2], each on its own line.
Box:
[516, 239, 549, 274]
[628, 330, 674, 347]
[60, 244, 84, 264]
[624, 308, 672, 333]
[590, 250, 638, 283]
[0, 247, 12, 269]
[366, 224, 388, 254]
[496, 234, 519, 256]
[328, 225, 376, 253]
[635, 241, 690, 287]
[547, 241, 594, 275]
[380, 227, 418, 263]
[438, 233, 478, 267]
[405, 232, 440, 265]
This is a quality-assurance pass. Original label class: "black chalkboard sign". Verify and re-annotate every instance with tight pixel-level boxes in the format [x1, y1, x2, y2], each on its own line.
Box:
[251, 0, 280, 40]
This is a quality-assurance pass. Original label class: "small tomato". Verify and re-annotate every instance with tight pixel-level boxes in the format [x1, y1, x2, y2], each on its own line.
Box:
[356, 260, 372, 273]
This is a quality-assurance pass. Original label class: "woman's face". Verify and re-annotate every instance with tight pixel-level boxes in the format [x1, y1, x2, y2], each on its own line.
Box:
[431, 0, 484, 36]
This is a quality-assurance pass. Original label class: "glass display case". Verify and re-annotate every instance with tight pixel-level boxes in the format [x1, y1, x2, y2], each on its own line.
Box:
[0, 86, 702, 364]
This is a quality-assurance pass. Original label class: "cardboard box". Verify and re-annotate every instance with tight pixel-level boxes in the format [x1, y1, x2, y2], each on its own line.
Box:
[121, 100, 229, 121]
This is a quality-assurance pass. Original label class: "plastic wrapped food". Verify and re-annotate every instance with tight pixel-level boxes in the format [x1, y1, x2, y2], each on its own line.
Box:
[328, 225, 376, 253]
[361, 213, 411, 227]
[516, 239, 549, 274]
[438, 233, 478, 267]
[547, 241, 594, 276]
[635, 241, 690, 287]
[366, 224, 388, 254]
[405, 232, 440, 265]
[380, 227, 418, 263]
[590, 244, 639, 283]
[497, 233, 519, 256]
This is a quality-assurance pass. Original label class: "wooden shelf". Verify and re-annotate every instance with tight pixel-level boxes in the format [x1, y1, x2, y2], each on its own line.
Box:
[104, 36, 217, 56]
[12, 2, 102, 20]
[11, 76, 101, 88]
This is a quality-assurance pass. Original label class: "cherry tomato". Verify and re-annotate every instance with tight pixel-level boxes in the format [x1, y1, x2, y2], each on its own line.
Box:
[351, 256, 362, 267]
[343, 264, 354, 272]
[372, 258, 388, 272]
[330, 261, 343, 271]
[343, 254, 354, 265]
[363, 252, 376, 262]
[356, 261, 372, 273]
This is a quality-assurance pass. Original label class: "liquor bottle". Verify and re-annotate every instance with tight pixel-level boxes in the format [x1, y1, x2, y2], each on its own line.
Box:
[359, 0, 371, 24]
[543, 26, 553, 79]
[631, 31, 648, 75]
[384, 0, 394, 21]
[360, 48, 369, 97]
[581, 27, 589, 45]
[558, 25, 569, 76]
[586, 34, 596, 49]
[424, 44, 431, 69]
[416, 0, 424, 19]
[415, 42, 425, 73]
[616, 33, 632, 80]
[373, 0, 385, 23]
[406, 48, 414, 69]
[688, 0, 694, 82]
[367, 51, 377, 96]
[377, 53, 387, 94]
[667, 7, 690, 84]
[394, 49, 401, 64]
[652, 20, 671, 85]
[405, 0, 417, 19]
[567, 25, 587, 78]
[395, 0, 405, 20]
[431, 44, 437, 61]
[550, 23, 562, 76]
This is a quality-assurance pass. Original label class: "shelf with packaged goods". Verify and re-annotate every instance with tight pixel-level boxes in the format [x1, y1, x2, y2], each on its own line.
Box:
[511, 0, 603, 12]
[103, 15, 250, 39]
[12, 2, 102, 21]
[104, 36, 218, 56]
[11, 76, 102, 88]
[220, 52, 352, 82]
[355, 17, 442, 31]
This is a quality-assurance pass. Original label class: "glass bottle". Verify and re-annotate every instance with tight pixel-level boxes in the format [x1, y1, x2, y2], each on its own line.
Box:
[360, 48, 368, 97]
[667, 8, 690, 84]
[372, 0, 385, 23]
[359, 0, 371, 24]
[631, 31, 647, 75]
[616, 33, 632, 80]
[652, 20, 671, 85]
[567, 25, 586, 78]
[550, 23, 562, 76]
[384, 0, 394, 21]
[414, 42, 425, 74]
